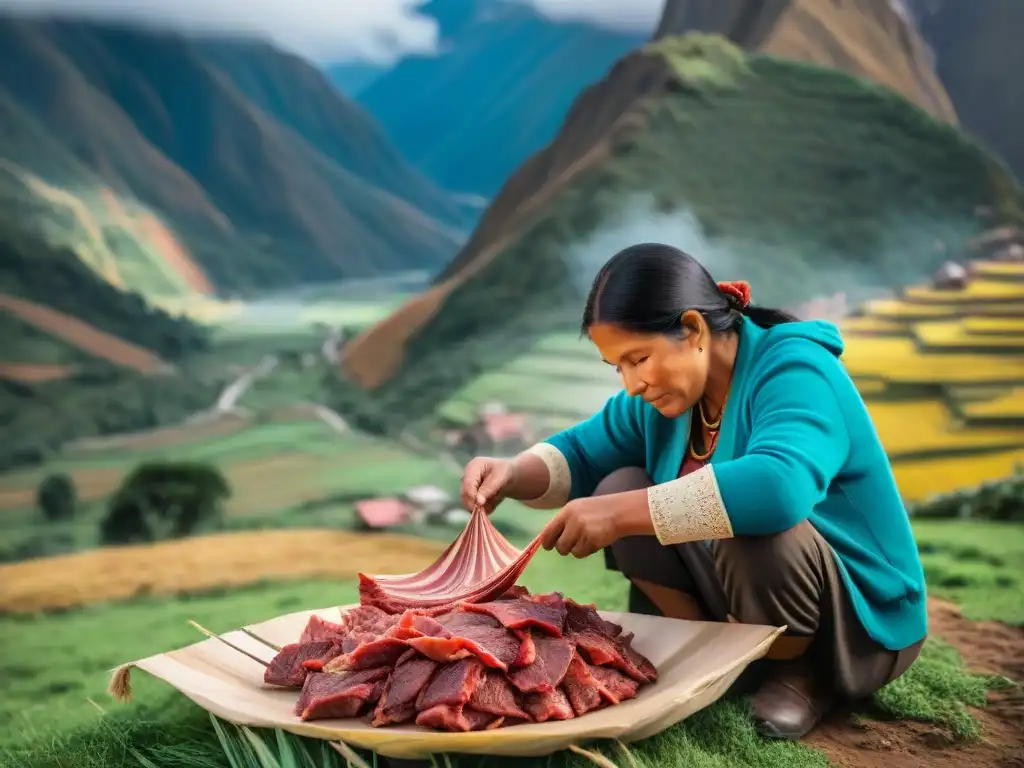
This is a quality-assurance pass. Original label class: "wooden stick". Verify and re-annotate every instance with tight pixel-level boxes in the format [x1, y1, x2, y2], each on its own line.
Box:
[188, 620, 270, 667]
[240, 627, 281, 651]
[328, 740, 371, 768]
[568, 744, 620, 768]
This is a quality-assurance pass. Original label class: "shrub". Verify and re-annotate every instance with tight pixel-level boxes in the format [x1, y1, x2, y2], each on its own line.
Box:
[36, 473, 77, 522]
[99, 461, 232, 545]
[910, 465, 1024, 521]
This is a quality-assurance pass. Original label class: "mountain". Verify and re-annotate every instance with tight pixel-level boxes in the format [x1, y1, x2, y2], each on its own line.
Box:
[358, 0, 956, 203]
[326, 62, 389, 97]
[0, 16, 468, 299]
[334, 33, 1023, 433]
[907, 0, 1024, 183]
[654, 0, 957, 124]
[356, 0, 647, 198]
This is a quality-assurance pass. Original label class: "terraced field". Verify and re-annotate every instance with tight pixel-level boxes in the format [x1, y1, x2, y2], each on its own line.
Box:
[842, 259, 1024, 500]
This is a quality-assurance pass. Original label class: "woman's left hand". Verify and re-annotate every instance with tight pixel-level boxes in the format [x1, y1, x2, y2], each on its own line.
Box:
[540, 491, 653, 559]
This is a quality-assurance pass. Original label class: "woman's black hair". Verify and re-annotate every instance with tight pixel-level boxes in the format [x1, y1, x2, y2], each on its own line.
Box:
[581, 242, 797, 336]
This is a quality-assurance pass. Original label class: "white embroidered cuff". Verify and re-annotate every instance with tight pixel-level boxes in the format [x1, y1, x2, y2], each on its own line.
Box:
[647, 465, 734, 545]
[519, 443, 572, 509]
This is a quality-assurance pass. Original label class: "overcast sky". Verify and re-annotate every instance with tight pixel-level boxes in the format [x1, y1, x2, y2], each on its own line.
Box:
[0, 0, 662, 63]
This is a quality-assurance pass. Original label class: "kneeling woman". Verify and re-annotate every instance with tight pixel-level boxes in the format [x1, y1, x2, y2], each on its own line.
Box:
[460, 243, 927, 740]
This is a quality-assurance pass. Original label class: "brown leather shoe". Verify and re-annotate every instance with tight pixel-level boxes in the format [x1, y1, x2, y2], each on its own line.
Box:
[748, 660, 835, 740]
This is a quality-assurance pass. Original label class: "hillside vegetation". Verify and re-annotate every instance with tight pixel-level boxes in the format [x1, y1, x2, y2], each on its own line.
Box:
[0, 16, 468, 297]
[338, 35, 1024, 433]
[0, 229, 208, 363]
[0, 228, 220, 471]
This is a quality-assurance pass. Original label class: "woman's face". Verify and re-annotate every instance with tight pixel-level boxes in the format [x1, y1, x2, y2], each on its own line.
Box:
[588, 312, 709, 418]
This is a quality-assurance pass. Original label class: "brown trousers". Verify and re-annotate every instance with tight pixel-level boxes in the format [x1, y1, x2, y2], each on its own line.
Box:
[599, 468, 924, 700]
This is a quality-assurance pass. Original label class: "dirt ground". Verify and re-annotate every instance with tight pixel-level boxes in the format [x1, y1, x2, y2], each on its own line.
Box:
[808, 598, 1024, 767]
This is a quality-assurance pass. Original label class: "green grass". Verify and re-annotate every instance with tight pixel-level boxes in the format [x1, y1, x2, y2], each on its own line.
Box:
[1, 519, 1017, 768]
[0, 580, 361, 749]
[913, 519, 1024, 625]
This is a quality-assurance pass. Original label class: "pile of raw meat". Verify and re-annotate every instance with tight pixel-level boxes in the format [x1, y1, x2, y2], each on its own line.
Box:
[264, 586, 658, 731]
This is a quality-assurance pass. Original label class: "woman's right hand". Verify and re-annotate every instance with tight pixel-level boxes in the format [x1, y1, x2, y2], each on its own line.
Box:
[461, 457, 515, 515]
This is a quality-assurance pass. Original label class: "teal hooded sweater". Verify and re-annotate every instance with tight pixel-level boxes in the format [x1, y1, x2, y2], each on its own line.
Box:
[544, 316, 927, 651]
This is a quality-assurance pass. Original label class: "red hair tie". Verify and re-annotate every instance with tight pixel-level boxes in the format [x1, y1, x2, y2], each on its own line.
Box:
[717, 280, 751, 308]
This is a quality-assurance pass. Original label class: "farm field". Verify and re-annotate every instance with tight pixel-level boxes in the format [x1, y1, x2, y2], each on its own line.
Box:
[0, 519, 1019, 767]
[0, 528, 448, 613]
[0, 413, 466, 564]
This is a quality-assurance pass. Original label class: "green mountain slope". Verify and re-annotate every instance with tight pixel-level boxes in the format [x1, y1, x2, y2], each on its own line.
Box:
[0, 17, 468, 297]
[0, 225, 219, 471]
[0, 226, 209, 366]
[337, 35, 1024, 432]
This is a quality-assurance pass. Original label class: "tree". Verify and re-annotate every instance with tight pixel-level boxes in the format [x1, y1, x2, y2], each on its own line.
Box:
[99, 461, 231, 545]
[36, 473, 76, 522]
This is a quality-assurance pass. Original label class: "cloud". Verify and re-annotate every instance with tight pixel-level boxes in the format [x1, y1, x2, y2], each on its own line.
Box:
[525, 0, 663, 33]
[0, 0, 438, 63]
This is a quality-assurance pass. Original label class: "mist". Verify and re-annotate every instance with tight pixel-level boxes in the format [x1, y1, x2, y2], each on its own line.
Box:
[555, 193, 964, 315]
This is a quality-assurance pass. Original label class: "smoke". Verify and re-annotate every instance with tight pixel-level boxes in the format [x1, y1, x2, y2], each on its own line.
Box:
[0, 0, 439, 63]
[559, 194, 745, 300]
[555, 193, 944, 314]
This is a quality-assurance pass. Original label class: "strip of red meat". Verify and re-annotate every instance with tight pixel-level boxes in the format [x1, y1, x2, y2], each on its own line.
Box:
[561, 651, 641, 716]
[468, 670, 530, 720]
[561, 652, 605, 716]
[357, 510, 543, 614]
[512, 629, 536, 667]
[264, 641, 341, 687]
[460, 592, 567, 637]
[589, 663, 641, 703]
[326, 611, 450, 672]
[415, 704, 501, 731]
[407, 612, 520, 670]
[615, 631, 659, 682]
[507, 634, 575, 694]
[416, 658, 485, 712]
[371, 654, 439, 727]
[564, 599, 624, 637]
[522, 688, 575, 722]
[294, 667, 390, 720]
[571, 629, 656, 683]
[338, 604, 396, 635]
[299, 615, 347, 644]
